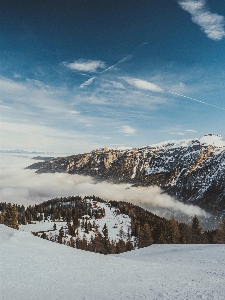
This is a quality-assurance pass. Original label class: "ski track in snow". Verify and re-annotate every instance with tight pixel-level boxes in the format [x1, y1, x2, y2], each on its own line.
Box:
[1, 225, 225, 300]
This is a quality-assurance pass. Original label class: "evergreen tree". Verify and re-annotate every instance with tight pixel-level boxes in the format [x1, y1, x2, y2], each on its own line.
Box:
[126, 240, 134, 251]
[102, 223, 108, 240]
[102, 223, 109, 254]
[0, 212, 5, 224]
[167, 217, 180, 244]
[192, 215, 202, 243]
[214, 219, 225, 243]
[137, 223, 153, 247]
[58, 227, 64, 244]
[4, 203, 19, 229]
[142, 223, 153, 247]
[116, 239, 127, 253]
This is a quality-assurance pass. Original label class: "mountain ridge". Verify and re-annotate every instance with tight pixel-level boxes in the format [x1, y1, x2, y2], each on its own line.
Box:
[27, 134, 225, 215]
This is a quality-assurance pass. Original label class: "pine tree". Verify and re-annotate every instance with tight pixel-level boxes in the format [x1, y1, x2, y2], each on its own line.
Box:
[102, 223, 108, 240]
[167, 217, 180, 244]
[4, 203, 19, 229]
[102, 223, 109, 254]
[214, 219, 225, 243]
[192, 215, 202, 243]
[58, 227, 64, 244]
[0, 212, 5, 224]
[116, 239, 127, 253]
[137, 223, 153, 248]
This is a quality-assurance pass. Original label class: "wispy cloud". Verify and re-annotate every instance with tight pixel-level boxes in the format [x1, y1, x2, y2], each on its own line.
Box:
[118, 125, 136, 135]
[178, 0, 225, 41]
[169, 132, 186, 136]
[80, 76, 96, 88]
[0, 121, 101, 153]
[160, 127, 199, 137]
[110, 81, 125, 89]
[185, 129, 197, 132]
[122, 77, 163, 92]
[0, 77, 67, 115]
[67, 110, 80, 116]
[65, 59, 106, 72]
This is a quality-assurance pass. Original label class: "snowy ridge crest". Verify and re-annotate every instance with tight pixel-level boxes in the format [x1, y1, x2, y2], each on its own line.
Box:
[147, 134, 225, 150]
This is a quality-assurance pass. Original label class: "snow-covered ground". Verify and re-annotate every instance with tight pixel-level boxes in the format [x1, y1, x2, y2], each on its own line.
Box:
[1, 224, 225, 300]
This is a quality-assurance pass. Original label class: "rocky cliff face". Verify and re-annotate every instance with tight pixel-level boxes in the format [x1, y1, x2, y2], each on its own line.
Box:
[27, 134, 225, 215]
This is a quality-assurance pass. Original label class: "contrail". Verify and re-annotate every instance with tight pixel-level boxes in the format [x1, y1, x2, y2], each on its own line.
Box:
[102, 55, 132, 73]
[80, 55, 132, 88]
[169, 91, 225, 111]
[80, 42, 148, 88]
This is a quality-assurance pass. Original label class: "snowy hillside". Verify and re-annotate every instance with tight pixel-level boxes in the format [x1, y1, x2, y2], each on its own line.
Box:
[1, 224, 225, 300]
[19, 199, 135, 247]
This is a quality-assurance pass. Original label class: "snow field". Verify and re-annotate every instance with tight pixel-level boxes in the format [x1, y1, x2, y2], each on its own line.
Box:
[1, 225, 225, 300]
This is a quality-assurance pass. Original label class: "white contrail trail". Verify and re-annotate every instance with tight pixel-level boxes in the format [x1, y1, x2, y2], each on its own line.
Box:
[80, 42, 148, 88]
[169, 91, 225, 111]
[102, 55, 132, 73]
[80, 55, 132, 88]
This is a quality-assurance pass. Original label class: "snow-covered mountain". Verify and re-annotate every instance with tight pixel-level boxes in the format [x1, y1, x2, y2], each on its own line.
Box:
[27, 134, 225, 215]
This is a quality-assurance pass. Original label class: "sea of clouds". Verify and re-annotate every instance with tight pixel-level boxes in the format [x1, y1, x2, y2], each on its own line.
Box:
[0, 154, 209, 220]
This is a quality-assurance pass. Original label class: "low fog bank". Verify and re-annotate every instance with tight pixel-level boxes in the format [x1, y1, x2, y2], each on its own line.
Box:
[1, 154, 215, 229]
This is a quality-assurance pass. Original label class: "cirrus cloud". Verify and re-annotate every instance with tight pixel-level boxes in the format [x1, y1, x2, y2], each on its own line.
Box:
[118, 125, 137, 135]
[122, 77, 163, 93]
[178, 0, 225, 41]
[65, 59, 106, 72]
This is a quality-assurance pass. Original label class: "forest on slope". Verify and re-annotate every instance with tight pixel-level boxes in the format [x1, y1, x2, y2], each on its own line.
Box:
[0, 196, 224, 255]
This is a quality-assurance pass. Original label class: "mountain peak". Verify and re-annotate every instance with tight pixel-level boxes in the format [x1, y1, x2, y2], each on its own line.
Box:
[199, 134, 225, 147]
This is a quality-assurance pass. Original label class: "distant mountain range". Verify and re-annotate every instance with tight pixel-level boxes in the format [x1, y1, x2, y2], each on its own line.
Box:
[27, 134, 225, 216]
[0, 149, 52, 154]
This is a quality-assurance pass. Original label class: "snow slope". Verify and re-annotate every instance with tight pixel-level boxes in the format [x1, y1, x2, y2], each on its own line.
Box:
[1, 224, 225, 300]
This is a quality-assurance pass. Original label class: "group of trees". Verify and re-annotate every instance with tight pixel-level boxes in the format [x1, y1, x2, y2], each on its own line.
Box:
[110, 200, 225, 245]
[35, 222, 134, 254]
[1, 196, 225, 256]
[0, 203, 19, 229]
[0, 195, 105, 225]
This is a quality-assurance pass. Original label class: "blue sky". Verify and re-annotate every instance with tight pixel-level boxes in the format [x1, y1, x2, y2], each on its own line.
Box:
[1, 0, 225, 152]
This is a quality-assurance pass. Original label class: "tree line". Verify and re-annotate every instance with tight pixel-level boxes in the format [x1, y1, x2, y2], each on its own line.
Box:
[0, 196, 224, 256]
[109, 200, 225, 245]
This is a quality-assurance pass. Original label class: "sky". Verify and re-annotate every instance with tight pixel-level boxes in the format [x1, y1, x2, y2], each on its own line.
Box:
[1, 0, 225, 153]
